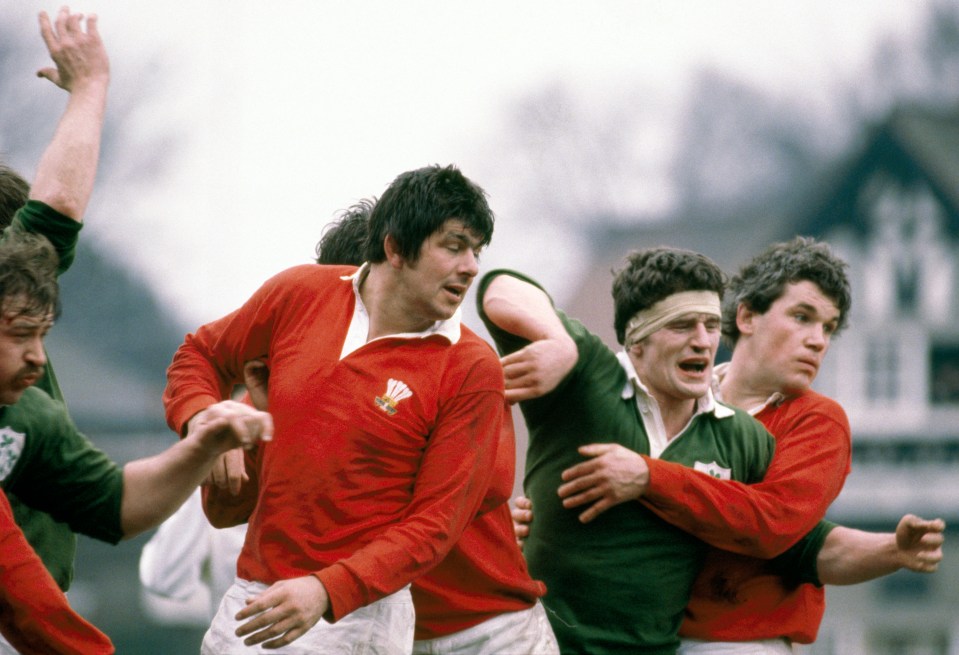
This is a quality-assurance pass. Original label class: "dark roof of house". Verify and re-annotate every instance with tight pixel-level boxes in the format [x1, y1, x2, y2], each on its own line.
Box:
[565, 105, 959, 347]
[800, 105, 959, 237]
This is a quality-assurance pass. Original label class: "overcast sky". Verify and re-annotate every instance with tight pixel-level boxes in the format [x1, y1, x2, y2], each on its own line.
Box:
[8, 1, 925, 326]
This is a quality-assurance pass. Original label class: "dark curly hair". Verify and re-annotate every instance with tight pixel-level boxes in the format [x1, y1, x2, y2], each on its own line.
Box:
[364, 165, 494, 263]
[612, 247, 726, 346]
[0, 232, 60, 319]
[315, 198, 374, 266]
[0, 164, 29, 230]
[722, 236, 851, 348]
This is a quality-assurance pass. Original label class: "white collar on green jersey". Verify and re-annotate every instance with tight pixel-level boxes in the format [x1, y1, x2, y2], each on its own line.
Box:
[615, 350, 733, 420]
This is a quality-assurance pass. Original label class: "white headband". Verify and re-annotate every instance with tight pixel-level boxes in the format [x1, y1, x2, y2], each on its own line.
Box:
[624, 290, 721, 346]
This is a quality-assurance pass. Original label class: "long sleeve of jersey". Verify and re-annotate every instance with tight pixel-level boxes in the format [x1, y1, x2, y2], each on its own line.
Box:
[7, 200, 82, 274]
[316, 383, 501, 619]
[164, 267, 284, 434]
[3, 391, 125, 545]
[0, 491, 114, 655]
[640, 392, 851, 558]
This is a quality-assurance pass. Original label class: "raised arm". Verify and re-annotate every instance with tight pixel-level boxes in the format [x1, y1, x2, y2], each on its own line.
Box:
[817, 514, 945, 585]
[30, 7, 110, 221]
[481, 272, 577, 403]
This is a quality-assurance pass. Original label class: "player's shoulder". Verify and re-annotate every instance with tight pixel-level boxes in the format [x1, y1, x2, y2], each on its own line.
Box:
[457, 323, 500, 362]
[11, 386, 65, 419]
[716, 400, 771, 434]
[263, 263, 357, 297]
[0, 387, 71, 441]
[787, 388, 848, 420]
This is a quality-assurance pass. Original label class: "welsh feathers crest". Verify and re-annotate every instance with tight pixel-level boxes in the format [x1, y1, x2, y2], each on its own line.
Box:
[375, 378, 413, 415]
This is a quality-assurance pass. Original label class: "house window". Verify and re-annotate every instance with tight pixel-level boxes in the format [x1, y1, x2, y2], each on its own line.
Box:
[868, 571, 945, 654]
[930, 343, 959, 405]
[866, 628, 949, 655]
[867, 338, 899, 402]
[894, 253, 919, 315]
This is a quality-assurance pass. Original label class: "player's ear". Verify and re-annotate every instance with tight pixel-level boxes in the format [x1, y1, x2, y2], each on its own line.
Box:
[384, 235, 404, 269]
[736, 303, 756, 336]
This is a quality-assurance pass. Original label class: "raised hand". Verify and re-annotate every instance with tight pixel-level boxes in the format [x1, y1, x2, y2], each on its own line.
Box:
[37, 7, 109, 92]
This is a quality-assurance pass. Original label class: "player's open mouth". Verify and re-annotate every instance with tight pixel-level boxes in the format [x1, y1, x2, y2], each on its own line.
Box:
[444, 285, 465, 299]
[679, 361, 708, 373]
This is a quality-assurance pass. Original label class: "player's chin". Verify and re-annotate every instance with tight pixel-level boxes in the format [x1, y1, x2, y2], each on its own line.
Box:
[782, 370, 815, 395]
[434, 297, 463, 318]
[678, 379, 711, 399]
[0, 389, 24, 406]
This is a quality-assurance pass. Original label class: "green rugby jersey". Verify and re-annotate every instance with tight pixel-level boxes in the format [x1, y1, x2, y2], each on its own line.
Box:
[479, 270, 775, 654]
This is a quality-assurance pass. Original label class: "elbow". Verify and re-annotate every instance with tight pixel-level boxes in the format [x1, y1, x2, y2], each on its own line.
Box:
[482, 294, 509, 329]
[730, 535, 792, 559]
[119, 521, 147, 541]
[481, 274, 524, 328]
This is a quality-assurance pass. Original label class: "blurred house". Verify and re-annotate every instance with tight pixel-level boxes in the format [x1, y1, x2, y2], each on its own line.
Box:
[563, 105, 959, 655]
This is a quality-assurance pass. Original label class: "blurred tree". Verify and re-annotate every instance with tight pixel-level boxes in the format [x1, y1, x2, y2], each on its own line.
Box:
[0, 17, 55, 169]
[668, 0, 959, 226]
[668, 68, 833, 221]
[494, 1, 959, 234]
[845, 0, 959, 120]
[491, 81, 676, 228]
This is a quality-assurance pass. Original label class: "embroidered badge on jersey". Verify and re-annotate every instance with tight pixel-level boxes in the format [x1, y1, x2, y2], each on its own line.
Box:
[0, 426, 26, 482]
[375, 378, 413, 415]
[694, 460, 731, 480]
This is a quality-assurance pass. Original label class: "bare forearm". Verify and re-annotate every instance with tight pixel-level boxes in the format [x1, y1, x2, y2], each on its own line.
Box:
[122, 400, 272, 538]
[483, 273, 579, 402]
[816, 526, 898, 585]
[818, 514, 945, 585]
[29, 81, 108, 220]
[120, 438, 220, 538]
[483, 274, 568, 341]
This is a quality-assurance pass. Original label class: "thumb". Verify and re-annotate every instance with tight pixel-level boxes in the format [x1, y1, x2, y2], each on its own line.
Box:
[578, 443, 614, 458]
[37, 67, 62, 86]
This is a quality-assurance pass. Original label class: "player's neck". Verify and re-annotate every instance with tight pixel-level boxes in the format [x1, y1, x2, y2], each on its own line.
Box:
[720, 351, 775, 412]
[359, 263, 433, 340]
[654, 395, 698, 441]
